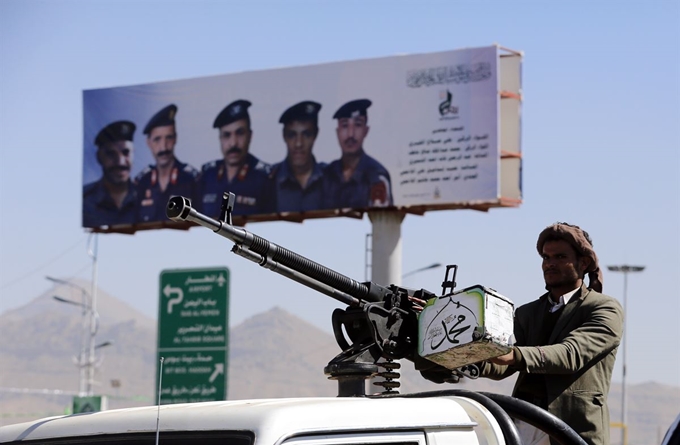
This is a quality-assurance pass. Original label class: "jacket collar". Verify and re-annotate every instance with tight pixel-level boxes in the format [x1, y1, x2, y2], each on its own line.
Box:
[548, 283, 590, 344]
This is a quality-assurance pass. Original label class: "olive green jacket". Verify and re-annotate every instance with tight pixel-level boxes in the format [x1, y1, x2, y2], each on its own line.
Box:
[480, 284, 624, 445]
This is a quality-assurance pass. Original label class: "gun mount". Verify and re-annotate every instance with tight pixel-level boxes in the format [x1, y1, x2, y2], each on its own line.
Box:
[167, 193, 499, 396]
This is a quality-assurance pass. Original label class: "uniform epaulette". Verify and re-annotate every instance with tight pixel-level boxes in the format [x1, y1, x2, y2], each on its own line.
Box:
[202, 160, 217, 172]
[184, 164, 199, 177]
[268, 163, 281, 180]
[255, 160, 272, 174]
[135, 166, 152, 182]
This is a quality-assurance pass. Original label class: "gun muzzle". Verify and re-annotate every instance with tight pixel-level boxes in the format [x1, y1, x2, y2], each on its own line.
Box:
[166, 195, 249, 244]
[166, 196, 192, 221]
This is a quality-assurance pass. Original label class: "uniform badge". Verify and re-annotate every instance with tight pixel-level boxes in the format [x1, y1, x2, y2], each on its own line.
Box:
[142, 189, 154, 207]
[237, 163, 249, 181]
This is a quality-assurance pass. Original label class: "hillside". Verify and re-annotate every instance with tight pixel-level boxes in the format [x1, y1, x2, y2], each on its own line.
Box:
[1, 284, 678, 445]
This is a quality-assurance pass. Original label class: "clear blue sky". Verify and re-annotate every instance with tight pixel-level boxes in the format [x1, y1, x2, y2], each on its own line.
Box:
[1, 0, 678, 387]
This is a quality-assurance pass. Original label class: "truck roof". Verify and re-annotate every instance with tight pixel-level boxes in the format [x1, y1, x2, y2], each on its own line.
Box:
[0, 395, 503, 444]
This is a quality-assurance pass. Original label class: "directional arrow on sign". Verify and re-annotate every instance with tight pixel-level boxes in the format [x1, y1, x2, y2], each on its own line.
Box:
[209, 363, 224, 383]
[164, 284, 184, 314]
[216, 274, 226, 287]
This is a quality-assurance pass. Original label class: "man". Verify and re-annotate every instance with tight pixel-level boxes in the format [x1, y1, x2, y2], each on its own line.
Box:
[198, 99, 271, 217]
[419, 222, 623, 445]
[323, 99, 393, 209]
[83, 120, 137, 228]
[266, 100, 326, 213]
[135, 104, 199, 223]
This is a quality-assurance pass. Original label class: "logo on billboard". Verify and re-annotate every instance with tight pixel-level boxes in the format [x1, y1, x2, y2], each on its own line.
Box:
[439, 90, 459, 119]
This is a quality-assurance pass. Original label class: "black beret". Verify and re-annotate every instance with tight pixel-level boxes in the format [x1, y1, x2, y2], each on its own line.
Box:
[144, 104, 177, 135]
[94, 120, 136, 147]
[213, 99, 252, 128]
[279, 101, 322, 125]
[333, 99, 372, 119]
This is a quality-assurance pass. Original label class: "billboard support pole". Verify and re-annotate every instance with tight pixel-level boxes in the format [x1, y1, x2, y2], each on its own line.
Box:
[368, 210, 405, 393]
[368, 211, 404, 286]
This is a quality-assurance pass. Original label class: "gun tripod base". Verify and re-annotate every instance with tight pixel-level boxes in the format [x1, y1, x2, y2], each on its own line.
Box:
[324, 363, 379, 397]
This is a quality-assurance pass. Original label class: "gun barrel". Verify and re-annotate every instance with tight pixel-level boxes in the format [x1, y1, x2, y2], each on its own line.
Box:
[232, 245, 361, 306]
[166, 196, 381, 303]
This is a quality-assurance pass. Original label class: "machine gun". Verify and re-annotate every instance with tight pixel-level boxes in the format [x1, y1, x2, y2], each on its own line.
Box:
[166, 193, 504, 396]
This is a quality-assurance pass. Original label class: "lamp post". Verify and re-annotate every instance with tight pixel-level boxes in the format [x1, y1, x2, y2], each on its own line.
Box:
[47, 276, 109, 397]
[48, 277, 90, 396]
[607, 264, 645, 445]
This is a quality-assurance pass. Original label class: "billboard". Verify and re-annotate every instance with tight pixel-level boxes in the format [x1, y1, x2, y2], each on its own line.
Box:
[82, 45, 522, 233]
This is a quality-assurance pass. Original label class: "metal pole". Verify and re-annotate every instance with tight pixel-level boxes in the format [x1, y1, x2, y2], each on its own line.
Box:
[79, 288, 88, 396]
[87, 234, 100, 397]
[607, 264, 644, 445]
[368, 211, 404, 287]
[622, 270, 628, 445]
[47, 277, 91, 397]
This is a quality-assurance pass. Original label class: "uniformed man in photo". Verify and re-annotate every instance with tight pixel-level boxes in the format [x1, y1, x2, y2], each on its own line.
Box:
[266, 101, 326, 213]
[198, 100, 270, 217]
[323, 99, 393, 209]
[135, 104, 199, 224]
[83, 121, 137, 228]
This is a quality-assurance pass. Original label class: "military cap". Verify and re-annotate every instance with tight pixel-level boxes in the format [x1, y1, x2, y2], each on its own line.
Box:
[143, 104, 178, 135]
[279, 101, 322, 125]
[213, 99, 252, 128]
[333, 99, 372, 119]
[94, 120, 136, 147]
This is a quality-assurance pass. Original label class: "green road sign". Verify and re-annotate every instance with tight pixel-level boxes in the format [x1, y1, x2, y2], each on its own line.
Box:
[157, 267, 229, 404]
[72, 395, 107, 413]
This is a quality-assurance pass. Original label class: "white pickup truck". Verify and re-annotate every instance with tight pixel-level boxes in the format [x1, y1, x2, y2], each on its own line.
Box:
[0, 390, 588, 445]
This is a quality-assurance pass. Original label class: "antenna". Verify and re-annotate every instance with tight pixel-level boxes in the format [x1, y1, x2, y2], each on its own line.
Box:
[156, 357, 164, 445]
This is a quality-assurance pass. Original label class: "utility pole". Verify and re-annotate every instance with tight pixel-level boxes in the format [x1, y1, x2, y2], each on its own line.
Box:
[607, 264, 645, 445]
[87, 234, 100, 396]
[47, 277, 91, 396]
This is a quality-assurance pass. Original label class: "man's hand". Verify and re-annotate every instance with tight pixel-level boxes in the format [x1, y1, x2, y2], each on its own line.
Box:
[490, 349, 516, 366]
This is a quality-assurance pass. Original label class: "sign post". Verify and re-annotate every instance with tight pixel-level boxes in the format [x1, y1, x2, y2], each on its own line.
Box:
[156, 267, 230, 404]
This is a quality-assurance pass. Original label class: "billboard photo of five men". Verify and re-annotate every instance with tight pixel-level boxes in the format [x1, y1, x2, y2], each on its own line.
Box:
[82, 45, 519, 232]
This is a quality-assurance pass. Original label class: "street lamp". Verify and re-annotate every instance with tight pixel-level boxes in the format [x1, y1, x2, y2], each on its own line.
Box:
[607, 264, 645, 445]
[48, 277, 89, 396]
[47, 276, 108, 397]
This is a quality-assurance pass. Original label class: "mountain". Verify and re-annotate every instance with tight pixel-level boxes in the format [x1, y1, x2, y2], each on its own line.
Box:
[1, 284, 678, 445]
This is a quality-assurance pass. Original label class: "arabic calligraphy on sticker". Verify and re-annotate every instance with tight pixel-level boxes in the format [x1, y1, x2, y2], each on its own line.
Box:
[422, 298, 478, 353]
